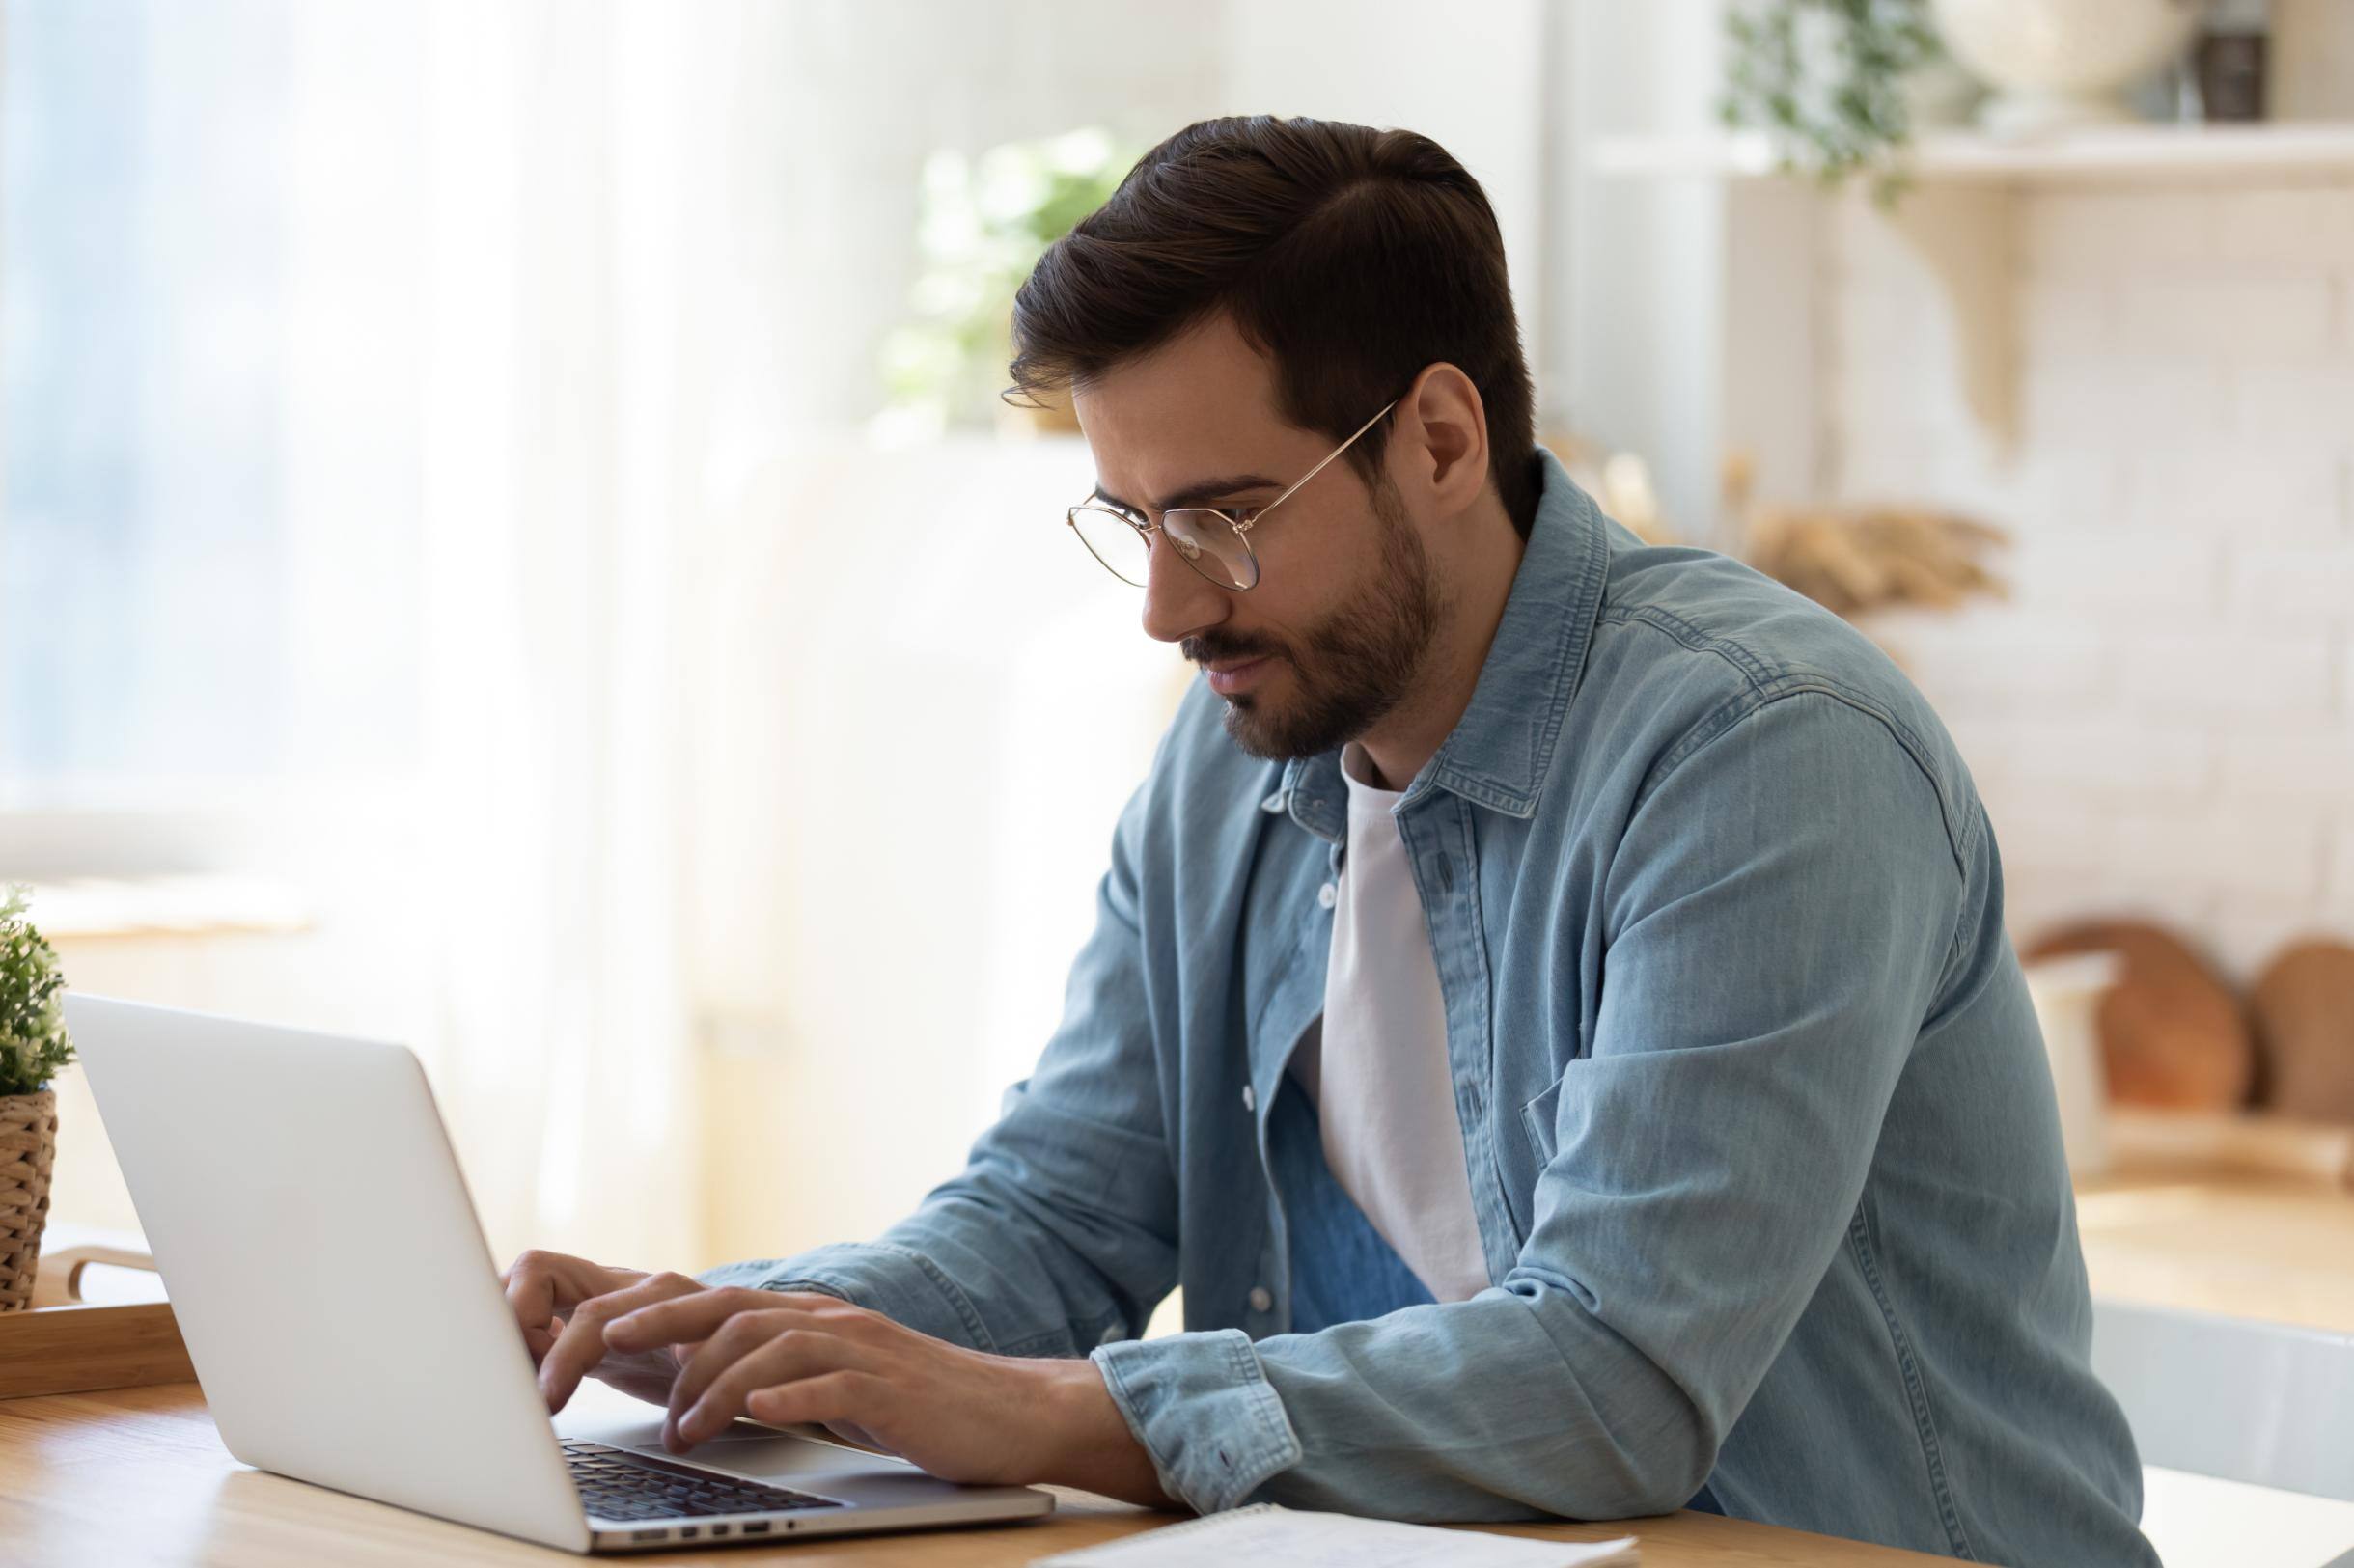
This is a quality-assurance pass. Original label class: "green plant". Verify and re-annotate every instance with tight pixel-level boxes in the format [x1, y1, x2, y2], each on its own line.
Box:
[1721, 0, 1942, 206]
[879, 126, 1135, 433]
[0, 886, 72, 1097]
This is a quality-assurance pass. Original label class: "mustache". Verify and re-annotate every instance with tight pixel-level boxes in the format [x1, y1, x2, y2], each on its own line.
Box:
[1180, 634, 1286, 669]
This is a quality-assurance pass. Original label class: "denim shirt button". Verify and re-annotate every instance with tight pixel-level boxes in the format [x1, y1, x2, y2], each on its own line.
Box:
[1241, 1083, 1256, 1113]
[1248, 1285, 1274, 1312]
[1316, 881, 1338, 910]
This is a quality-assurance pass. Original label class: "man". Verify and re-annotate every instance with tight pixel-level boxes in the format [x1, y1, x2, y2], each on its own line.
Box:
[507, 116, 2155, 1564]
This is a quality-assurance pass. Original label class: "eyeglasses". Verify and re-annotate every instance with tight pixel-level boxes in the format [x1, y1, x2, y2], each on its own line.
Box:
[1066, 400, 1398, 591]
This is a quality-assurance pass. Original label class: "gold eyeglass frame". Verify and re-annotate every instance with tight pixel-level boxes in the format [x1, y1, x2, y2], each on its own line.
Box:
[1066, 399, 1399, 591]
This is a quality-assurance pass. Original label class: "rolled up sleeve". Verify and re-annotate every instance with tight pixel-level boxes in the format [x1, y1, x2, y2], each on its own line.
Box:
[1091, 1330, 1301, 1512]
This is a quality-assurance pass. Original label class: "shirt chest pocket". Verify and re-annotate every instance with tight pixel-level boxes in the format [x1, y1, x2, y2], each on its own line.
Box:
[1501, 1076, 1567, 1241]
[1520, 1077, 1564, 1165]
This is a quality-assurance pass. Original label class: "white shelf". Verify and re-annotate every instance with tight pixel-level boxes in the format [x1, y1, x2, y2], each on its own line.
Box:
[28, 874, 312, 940]
[1592, 123, 2354, 183]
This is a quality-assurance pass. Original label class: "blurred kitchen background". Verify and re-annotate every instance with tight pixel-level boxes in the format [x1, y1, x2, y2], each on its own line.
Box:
[7, 2, 2354, 1553]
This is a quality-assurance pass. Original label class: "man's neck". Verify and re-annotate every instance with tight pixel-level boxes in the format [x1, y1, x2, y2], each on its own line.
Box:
[1352, 497, 1528, 793]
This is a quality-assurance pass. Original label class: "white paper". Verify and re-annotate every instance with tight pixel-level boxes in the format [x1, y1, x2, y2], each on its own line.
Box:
[1032, 1504, 1639, 1568]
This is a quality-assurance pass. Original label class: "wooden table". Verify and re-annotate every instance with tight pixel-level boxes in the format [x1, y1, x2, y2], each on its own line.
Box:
[12, 1154, 2342, 1566]
[0, 1381, 1951, 1566]
[2077, 1162, 2354, 1334]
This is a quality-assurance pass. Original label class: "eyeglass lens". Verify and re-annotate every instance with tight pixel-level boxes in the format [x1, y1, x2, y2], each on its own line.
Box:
[1067, 505, 1256, 591]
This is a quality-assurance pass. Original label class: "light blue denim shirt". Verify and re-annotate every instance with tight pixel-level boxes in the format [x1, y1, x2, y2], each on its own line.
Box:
[705, 447, 2155, 1565]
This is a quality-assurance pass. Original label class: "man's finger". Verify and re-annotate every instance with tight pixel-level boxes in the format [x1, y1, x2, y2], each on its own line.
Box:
[502, 1251, 563, 1346]
[817, 1418, 895, 1455]
[742, 1371, 886, 1436]
[605, 1289, 841, 1357]
[521, 1313, 561, 1366]
[503, 1251, 645, 1353]
[539, 1272, 706, 1413]
[697, 1360, 884, 1450]
[662, 1312, 849, 1450]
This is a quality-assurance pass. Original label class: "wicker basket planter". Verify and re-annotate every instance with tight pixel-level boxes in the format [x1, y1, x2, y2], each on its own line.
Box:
[0, 1089, 58, 1312]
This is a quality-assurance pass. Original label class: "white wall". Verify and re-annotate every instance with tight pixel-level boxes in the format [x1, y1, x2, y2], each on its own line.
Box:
[1827, 179, 2354, 977]
[1558, 0, 1737, 539]
[1222, 0, 1550, 395]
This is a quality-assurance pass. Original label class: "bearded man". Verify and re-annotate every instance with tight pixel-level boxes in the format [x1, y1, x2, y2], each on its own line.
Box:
[509, 114, 2156, 1567]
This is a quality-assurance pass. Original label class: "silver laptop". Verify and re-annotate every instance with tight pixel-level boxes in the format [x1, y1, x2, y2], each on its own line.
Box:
[64, 994, 1055, 1554]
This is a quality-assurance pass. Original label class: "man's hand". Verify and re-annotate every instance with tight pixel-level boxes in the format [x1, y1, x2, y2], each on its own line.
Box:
[599, 1288, 1176, 1505]
[501, 1250, 698, 1410]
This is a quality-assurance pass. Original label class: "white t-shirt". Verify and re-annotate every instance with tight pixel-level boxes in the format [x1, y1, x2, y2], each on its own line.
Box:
[1291, 740, 1490, 1304]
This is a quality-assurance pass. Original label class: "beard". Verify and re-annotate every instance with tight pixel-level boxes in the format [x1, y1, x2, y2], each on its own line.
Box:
[1182, 481, 1445, 763]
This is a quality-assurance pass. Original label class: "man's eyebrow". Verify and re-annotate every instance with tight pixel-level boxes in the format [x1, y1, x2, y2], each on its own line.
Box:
[1091, 473, 1284, 516]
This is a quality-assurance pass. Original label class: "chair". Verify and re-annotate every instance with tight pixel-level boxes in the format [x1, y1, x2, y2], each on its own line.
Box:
[2093, 1296, 2354, 1502]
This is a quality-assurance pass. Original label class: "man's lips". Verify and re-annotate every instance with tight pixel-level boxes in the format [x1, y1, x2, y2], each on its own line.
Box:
[1205, 655, 1273, 695]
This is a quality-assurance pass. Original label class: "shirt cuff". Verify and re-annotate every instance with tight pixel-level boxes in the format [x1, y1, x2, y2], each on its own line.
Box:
[694, 1242, 998, 1351]
[1091, 1329, 1302, 1513]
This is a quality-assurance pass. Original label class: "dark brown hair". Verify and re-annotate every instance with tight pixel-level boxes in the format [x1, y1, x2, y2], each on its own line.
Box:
[1007, 115, 1541, 539]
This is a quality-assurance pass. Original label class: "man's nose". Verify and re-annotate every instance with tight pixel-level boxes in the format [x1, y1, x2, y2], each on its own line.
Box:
[1139, 530, 1231, 646]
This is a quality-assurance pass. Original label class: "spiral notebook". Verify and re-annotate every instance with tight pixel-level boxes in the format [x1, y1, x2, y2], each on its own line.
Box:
[1033, 1504, 1639, 1567]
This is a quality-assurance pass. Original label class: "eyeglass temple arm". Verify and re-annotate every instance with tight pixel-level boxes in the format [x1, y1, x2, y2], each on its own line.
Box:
[1253, 400, 1399, 518]
[1072, 398, 1398, 521]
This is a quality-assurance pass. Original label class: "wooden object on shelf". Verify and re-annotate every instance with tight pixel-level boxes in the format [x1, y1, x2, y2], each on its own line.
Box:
[1740, 499, 2008, 619]
[0, 1241, 193, 1400]
[2251, 940, 2354, 1123]
[2022, 921, 2254, 1110]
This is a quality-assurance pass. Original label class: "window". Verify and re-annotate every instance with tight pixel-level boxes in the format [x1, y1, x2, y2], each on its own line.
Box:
[1, 0, 423, 825]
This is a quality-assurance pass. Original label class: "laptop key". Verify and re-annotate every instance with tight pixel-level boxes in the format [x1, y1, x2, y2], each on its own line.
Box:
[566, 1445, 845, 1517]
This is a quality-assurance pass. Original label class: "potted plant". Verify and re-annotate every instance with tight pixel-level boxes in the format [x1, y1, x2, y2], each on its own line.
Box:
[0, 885, 72, 1311]
[878, 126, 1135, 439]
[1721, 0, 1952, 204]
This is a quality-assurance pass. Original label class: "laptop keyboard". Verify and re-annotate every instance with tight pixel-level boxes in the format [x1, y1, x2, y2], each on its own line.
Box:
[562, 1438, 847, 1521]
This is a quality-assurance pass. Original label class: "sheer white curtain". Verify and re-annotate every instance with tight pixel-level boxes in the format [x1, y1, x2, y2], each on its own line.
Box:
[402, 0, 1185, 1270]
[411, 0, 739, 1268]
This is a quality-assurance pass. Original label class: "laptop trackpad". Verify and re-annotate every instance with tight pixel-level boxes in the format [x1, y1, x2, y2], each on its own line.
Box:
[631, 1430, 912, 1482]
[554, 1380, 917, 1480]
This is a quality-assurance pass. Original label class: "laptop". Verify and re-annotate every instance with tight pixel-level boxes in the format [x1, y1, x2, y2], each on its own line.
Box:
[63, 993, 1056, 1554]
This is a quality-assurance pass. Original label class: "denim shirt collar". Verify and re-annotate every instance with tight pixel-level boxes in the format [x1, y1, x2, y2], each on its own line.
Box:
[1260, 446, 1609, 842]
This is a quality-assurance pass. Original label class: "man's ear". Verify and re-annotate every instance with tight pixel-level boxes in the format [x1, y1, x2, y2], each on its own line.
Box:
[1391, 362, 1488, 516]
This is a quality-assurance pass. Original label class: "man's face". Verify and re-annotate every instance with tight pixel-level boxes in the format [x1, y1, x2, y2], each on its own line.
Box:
[1071, 314, 1445, 763]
